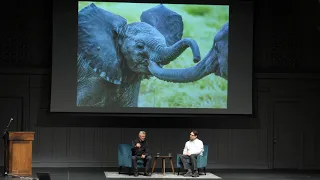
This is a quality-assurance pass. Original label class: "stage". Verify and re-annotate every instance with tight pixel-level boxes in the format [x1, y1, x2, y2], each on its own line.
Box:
[1, 168, 320, 180]
[105, 172, 221, 179]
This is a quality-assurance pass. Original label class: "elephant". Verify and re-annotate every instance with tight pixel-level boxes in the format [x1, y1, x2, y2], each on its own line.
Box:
[77, 3, 201, 107]
[148, 21, 229, 82]
[140, 4, 183, 48]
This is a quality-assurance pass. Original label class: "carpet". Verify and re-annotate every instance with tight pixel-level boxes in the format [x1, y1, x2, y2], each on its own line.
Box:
[104, 172, 221, 179]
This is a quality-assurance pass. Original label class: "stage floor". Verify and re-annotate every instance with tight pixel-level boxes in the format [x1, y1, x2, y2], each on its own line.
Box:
[105, 172, 221, 179]
[1, 168, 320, 180]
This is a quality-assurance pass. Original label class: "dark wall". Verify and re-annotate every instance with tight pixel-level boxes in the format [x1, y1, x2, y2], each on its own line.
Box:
[0, 0, 319, 169]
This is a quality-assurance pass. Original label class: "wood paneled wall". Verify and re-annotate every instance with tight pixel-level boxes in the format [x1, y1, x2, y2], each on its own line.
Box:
[0, 73, 319, 169]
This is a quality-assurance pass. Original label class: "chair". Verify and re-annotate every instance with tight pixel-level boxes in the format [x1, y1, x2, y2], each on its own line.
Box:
[118, 144, 145, 174]
[176, 145, 208, 175]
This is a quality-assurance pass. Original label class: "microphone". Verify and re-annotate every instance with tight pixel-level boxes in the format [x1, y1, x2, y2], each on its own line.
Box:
[3, 118, 13, 137]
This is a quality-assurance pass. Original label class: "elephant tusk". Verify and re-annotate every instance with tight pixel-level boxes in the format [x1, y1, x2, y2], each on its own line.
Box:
[100, 72, 107, 79]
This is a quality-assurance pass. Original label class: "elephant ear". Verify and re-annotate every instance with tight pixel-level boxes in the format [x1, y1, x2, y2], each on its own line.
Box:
[140, 4, 183, 46]
[78, 3, 127, 85]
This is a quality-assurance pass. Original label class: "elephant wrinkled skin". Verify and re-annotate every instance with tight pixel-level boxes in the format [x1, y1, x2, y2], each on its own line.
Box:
[77, 3, 201, 107]
[148, 22, 229, 82]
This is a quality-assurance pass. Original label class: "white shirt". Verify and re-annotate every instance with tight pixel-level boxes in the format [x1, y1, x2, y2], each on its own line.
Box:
[183, 138, 204, 155]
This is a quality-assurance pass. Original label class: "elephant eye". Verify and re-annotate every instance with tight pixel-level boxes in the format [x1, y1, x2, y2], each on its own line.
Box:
[136, 43, 144, 50]
[214, 43, 219, 54]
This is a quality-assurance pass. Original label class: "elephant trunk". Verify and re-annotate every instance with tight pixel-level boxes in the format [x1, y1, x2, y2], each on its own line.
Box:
[153, 38, 201, 65]
[148, 48, 220, 83]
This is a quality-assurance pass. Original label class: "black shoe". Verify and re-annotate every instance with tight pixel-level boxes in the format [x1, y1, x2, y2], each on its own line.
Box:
[144, 172, 152, 176]
[133, 172, 139, 177]
[192, 171, 199, 177]
[184, 171, 192, 177]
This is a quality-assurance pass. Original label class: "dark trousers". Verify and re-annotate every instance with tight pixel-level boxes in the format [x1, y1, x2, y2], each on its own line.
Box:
[132, 155, 152, 172]
[179, 154, 199, 171]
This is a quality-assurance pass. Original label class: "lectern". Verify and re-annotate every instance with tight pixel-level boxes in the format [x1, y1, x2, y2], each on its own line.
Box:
[3, 132, 34, 176]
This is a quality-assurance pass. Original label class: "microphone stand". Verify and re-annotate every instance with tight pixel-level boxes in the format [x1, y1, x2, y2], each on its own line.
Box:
[2, 118, 13, 177]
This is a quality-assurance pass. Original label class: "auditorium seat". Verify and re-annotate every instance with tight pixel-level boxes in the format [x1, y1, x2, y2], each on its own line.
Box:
[118, 144, 144, 175]
[176, 144, 208, 175]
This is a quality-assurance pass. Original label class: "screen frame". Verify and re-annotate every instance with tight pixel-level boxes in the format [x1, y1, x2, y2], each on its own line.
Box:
[50, 0, 254, 116]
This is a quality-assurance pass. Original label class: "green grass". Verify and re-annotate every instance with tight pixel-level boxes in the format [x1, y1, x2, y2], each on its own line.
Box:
[78, 2, 229, 108]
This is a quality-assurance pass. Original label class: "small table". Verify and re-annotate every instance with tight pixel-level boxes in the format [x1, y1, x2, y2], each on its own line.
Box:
[151, 156, 175, 175]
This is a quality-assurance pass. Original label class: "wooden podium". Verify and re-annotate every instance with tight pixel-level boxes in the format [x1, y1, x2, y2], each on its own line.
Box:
[3, 131, 34, 176]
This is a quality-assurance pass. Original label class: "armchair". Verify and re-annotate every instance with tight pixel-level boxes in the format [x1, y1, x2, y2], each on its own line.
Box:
[176, 144, 208, 175]
[118, 144, 145, 174]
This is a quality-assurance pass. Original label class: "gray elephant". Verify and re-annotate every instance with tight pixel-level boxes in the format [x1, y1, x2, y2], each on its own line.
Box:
[148, 21, 229, 82]
[77, 3, 201, 107]
[140, 4, 183, 48]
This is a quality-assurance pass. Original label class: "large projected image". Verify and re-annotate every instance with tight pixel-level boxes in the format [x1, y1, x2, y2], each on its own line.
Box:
[77, 1, 229, 109]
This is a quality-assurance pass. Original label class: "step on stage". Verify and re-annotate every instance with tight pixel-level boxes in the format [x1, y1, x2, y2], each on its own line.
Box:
[104, 172, 221, 179]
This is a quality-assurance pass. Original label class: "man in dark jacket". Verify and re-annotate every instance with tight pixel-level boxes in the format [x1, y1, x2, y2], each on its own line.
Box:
[131, 131, 152, 176]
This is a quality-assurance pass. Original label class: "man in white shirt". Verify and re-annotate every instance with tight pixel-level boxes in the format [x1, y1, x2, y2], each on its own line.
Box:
[178, 130, 204, 177]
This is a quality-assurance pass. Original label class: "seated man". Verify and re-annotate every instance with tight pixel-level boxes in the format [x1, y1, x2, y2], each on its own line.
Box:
[131, 131, 152, 176]
[179, 130, 204, 177]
